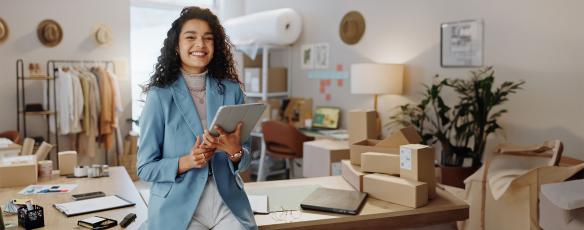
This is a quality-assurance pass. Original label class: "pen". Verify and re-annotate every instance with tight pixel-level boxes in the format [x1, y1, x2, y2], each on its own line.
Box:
[39, 189, 69, 193]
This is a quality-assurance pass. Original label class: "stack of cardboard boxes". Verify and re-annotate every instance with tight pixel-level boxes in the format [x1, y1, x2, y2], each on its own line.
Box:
[342, 125, 437, 208]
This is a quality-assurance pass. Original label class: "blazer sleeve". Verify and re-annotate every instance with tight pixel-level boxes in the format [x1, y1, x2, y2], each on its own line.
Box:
[227, 85, 252, 175]
[136, 89, 181, 183]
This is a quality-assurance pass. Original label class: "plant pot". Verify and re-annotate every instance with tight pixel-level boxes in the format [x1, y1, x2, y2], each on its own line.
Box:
[440, 165, 481, 188]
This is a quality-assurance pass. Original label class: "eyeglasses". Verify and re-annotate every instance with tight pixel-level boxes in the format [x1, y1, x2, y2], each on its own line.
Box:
[270, 206, 302, 223]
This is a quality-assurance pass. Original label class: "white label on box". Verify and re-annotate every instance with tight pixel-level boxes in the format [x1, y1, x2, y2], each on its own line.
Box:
[400, 147, 412, 170]
[331, 162, 342, 176]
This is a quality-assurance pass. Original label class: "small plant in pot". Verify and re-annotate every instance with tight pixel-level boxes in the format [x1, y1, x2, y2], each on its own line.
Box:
[389, 66, 525, 187]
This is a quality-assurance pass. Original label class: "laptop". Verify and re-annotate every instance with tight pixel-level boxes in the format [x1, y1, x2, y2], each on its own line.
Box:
[300, 106, 341, 132]
[300, 187, 367, 215]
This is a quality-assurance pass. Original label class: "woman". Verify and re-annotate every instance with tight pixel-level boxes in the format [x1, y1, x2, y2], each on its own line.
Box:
[137, 7, 256, 230]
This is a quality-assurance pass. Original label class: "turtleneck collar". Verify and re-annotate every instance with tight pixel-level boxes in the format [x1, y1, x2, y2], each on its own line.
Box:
[181, 68, 208, 78]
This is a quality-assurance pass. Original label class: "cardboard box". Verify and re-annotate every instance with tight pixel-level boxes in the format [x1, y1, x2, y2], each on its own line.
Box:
[347, 110, 378, 144]
[283, 97, 312, 128]
[255, 99, 283, 132]
[341, 160, 369, 192]
[350, 139, 399, 165]
[244, 67, 287, 93]
[361, 152, 400, 175]
[363, 173, 428, 208]
[349, 126, 421, 165]
[376, 126, 422, 147]
[0, 162, 38, 187]
[58, 151, 77, 175]
[399, 144, 436, 199]
[539, 179, 584, 230]
[460, 157, 584, 230]
[303, 140, 350, 177]
[243, 54, 266, 67]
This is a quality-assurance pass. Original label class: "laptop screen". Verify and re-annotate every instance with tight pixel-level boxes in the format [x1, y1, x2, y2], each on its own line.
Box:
[312, 107, 340, 129]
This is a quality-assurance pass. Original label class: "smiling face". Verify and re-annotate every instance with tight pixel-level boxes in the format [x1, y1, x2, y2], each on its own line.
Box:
[177, 19, 214, 74]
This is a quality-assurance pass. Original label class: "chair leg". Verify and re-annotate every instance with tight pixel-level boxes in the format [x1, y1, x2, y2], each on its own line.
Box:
[286, 159, 292, 179]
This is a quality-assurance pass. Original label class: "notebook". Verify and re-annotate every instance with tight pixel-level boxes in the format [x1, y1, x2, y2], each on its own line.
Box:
[300, 187, 367, 215]
[54, 195, 135, 217]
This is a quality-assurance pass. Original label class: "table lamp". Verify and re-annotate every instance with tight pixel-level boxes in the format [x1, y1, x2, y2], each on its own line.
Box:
[350, 63, 404, 111]
[350, 63, 404, 137]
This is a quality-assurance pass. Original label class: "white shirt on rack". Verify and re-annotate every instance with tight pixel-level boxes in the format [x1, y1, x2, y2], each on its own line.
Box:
[69, 71, 84, 134]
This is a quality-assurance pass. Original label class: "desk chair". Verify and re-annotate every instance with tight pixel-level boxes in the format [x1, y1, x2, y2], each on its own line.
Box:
[261, 120, 314, 179]
[0, 130, 20, 144]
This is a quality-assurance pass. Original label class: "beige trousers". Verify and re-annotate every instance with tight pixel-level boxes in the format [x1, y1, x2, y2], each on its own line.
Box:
[188, 176, 245, 230]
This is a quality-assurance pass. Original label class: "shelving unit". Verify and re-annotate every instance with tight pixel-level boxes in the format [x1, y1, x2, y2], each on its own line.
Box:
[15, 59, 59, 160]
[237, 44, 292, 100]
[236, 44, 293, 181]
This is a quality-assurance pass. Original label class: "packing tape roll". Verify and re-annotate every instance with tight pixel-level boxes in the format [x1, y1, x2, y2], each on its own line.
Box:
[88, 165, 102, 178]
[38, 160, 53, 178]
[74, 166, 87, 177]
[101, 165, 109, 176]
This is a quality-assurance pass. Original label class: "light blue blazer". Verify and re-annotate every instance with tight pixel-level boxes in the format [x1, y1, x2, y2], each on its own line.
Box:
[137, 74, 257, 230]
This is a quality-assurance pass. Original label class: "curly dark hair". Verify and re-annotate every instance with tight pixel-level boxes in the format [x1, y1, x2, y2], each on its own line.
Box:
[144, 6, 240, 94]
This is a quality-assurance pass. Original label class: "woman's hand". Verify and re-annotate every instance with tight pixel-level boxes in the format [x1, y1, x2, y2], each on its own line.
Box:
[203, 122, 244, 163]
[178, 136, 216, 174]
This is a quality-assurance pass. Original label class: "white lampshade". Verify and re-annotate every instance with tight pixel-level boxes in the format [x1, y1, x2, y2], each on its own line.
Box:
[350, 63, 404, 95]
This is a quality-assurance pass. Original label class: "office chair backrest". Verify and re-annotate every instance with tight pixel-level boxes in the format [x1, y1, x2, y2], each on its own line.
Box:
[261, 120, 314, 158]
[0, 130, 20, 144]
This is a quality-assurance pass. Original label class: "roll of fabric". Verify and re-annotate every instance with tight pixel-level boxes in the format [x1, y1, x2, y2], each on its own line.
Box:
[21, 138, 35, 155]
[223, 8, 302, 46]
[33, 142, 53, 162]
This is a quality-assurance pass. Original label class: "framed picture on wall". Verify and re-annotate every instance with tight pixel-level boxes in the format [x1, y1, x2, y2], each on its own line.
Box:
[301, 44, 314, 69]
[441, 19, 484, 67]
[314, 43, 330, 69]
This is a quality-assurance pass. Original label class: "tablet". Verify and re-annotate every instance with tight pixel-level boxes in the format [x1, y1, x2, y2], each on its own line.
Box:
[209, 103, 267, 144]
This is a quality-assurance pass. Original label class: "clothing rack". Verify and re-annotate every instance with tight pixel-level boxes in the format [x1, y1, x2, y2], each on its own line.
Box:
[46, 59, 121, 166]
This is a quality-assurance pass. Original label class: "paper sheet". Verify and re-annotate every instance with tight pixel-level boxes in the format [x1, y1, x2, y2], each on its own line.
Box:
[18, 184, 78, 195]
[247, 195, 268, 214]
[246, 184, 320, 212]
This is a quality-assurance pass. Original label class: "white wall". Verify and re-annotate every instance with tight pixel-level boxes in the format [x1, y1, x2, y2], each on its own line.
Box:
[0, 0, 131, 165]
[245, 0, 584, 159]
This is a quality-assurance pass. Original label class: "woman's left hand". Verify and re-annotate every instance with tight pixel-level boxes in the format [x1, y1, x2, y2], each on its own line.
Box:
[203, 122, 244, 163]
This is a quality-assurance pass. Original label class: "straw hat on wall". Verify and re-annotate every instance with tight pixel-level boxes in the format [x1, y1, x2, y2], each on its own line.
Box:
[37, 19, 63, 47]
[0, 17, 9, 44]
[92, 24, 112, 46]
[339, 11, 366, 45]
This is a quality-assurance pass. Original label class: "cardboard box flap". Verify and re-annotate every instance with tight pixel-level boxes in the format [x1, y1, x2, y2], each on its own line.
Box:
[376, 126, 421, 148]
[541, 179, 584, 211]
[486, 154, 584, 200]
[486, 154, 550, 200]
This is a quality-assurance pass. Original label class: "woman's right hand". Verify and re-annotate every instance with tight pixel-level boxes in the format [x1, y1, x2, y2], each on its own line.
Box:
[178, 136, 216, 174]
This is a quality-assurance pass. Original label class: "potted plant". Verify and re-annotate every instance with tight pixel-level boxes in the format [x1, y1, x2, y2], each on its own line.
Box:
[389, 67, 524, 187]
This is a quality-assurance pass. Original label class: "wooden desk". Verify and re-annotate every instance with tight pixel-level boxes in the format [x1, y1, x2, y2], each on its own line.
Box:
[246, 176, 469, 229]
[0, 167, 147, 229]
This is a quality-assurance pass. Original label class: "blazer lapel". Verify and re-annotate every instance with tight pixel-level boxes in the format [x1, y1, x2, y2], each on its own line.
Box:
[206, 77, 224, 128]
[170, 75, 203, 137]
